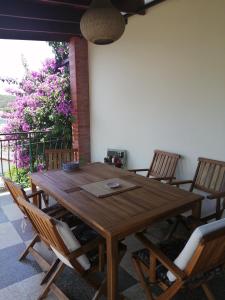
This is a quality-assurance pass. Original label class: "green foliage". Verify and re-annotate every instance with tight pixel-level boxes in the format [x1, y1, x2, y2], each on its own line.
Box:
[48, 42, 69, 65]
[5, 165, 30, 188]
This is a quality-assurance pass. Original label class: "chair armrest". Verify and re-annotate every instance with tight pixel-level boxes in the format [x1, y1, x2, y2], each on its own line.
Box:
[68, 236, 104, 260]
[153, 176, 176, 182]
[207, 191, 225, 200]
[26, 190, 44, 198]
[128, 168, 149, 173]
[170, 180, 193, 186]
[135, 232, 186, 281]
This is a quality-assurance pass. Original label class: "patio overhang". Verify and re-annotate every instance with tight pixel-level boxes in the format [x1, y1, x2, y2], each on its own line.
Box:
[0, 0, 167, 41]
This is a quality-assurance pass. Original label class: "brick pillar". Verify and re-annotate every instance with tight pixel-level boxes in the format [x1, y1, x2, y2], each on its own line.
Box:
[69, 37, 90, 163]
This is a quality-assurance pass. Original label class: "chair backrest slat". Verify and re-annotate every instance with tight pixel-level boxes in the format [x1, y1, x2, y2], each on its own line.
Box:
[192, 158, 225, 193]
[3, 177, 28, 213]
[148, 150, 180, 179]
[17, 196, 69, 255]
[45, 149, 78, 170]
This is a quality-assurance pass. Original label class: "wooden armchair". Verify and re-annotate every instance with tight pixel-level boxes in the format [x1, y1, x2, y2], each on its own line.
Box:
[17, 195, 127, 300]
[43, 148, 78, 205]
[45, 148, 78, 170]
[133, 218, 225, 300]
[3, 177, 81, 261]
[169, 157, 225, 235]
[3, 176, 48, 210]
[129, 150, 181, 183]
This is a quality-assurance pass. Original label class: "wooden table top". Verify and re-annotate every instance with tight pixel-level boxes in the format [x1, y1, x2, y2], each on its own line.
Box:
[31, 163, 203, 239]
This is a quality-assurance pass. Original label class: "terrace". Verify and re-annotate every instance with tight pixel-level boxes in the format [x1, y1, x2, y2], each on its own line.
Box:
[0, 1, 225, 300]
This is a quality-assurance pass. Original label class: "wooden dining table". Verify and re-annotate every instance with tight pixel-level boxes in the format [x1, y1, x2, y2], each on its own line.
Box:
[30, 162, 204, 300]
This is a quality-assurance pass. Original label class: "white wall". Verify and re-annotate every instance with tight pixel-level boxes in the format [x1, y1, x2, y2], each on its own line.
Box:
[88, 0, 225, 179]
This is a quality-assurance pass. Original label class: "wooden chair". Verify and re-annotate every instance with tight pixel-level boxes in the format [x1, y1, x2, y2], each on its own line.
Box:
[129, 150, 181, 183]
[132, 218, 225, 300]
[3, 177, 80, 261]
[3, 176, 48, 211]
[169, 157, 225, 236]
[43, 148, 78, 205]
[17, 195, 127, 300]
[45, 148, 78, 170]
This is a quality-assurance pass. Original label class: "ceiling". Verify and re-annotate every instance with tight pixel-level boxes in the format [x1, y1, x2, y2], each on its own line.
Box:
[0, 0, 167, 41]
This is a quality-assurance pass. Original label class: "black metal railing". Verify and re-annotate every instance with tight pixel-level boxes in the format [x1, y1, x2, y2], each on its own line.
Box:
[0, 130, 73, 185]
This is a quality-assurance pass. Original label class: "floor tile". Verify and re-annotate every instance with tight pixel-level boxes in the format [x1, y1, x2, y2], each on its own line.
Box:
[0, 273, 58, 300]
[1, 203, 24, 221]
[0, 208, 8, 224]
[32, 240, 56, 265]
[0, 243, 42, 289]
[12, 218, 35, 242]
[0, 222, 23, 250]
[121, 235, 144, 279]
[0, 191, 13, 207]
[123, 283, 147, 300]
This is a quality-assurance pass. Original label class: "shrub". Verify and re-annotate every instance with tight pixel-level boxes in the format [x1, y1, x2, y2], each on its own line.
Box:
[0, 42, 74, 185]
[5, 165, 30, 188]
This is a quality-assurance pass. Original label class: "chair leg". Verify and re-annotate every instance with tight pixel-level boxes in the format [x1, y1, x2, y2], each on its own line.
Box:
[166, 215, 190, 240]
[38, 261, 65, 300]
[19, 234, 39, 261]
[40, 259, 60, 285]
[92, 244, 127, 300]
[98, 242, 105, 272]
[157, 281, 183, 300]
[165, 218, 180, 240]
[50, 283, 70, 300]
[42, 193, 49, 208]
[201, 283, 216, 300]
[132, 257, 154, 300]
[92, 278, 106, 300]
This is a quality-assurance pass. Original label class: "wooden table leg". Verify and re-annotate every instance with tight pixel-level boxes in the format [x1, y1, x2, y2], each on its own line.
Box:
[192, 200, 201, 219]
[107, 236, 119, 300]
[31, 179, 38, 207]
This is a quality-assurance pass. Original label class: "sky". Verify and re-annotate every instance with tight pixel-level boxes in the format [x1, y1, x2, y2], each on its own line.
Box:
[0, 40, 54, 94]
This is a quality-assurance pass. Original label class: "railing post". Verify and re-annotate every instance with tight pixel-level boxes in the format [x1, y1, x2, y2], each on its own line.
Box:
[28, 132, 33, 173]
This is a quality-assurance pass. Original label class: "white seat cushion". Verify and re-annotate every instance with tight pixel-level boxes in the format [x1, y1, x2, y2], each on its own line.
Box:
[51, 220, 91, 270]
[167, 217, 225, 281]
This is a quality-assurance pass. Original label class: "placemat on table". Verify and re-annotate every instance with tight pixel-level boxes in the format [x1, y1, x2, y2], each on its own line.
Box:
[81, 178, 139, 198]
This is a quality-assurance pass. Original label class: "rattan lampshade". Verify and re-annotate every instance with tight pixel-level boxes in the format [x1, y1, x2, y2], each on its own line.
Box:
[80, 0, 125, 45]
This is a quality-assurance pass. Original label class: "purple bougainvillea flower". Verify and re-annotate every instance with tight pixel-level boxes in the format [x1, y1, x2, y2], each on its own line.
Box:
[37, 163, 45, 172]
[56, 100, 72, 117]
[0, 51, 74, 169]
[22, 122, 30, 132]
[14, 146, 30, 168]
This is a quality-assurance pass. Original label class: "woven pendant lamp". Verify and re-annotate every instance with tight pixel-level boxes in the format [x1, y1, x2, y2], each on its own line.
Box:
[80, 0, 126, 45]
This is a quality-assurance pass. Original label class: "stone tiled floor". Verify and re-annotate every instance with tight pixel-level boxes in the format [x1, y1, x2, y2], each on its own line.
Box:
[0, 191, 225, 299]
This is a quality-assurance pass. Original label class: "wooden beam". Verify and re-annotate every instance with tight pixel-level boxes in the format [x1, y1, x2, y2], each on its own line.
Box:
[112, 0, 145, 14]
[0, 0, 83, 23]
[0, 13, 80, 24]
[125, 0, 169, 18]
[39, 0, 89, 10]
[0, 15, 80, 35]
[0, 28, 77, 41]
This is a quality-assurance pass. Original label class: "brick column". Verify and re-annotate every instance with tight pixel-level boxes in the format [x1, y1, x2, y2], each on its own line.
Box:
[69, 37, 90, 163]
